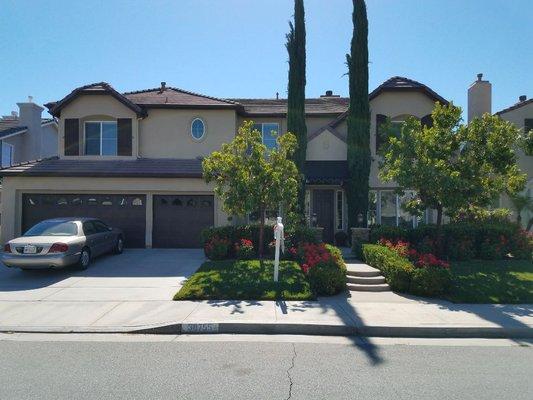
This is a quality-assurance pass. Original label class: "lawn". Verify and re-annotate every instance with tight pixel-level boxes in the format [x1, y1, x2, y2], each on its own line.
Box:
[447, 259, 533, 304]
[173, 259, 314, 301]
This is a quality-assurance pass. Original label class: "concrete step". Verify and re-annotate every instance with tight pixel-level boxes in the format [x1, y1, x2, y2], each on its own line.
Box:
[347, 275, 386, 285]
[347, 283, 391, 292]
[346, 263, 381, 277]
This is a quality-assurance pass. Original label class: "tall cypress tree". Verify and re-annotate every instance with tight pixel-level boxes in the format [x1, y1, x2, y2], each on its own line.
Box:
[346, 0, 370, 228]
[286, 0, 307, 219]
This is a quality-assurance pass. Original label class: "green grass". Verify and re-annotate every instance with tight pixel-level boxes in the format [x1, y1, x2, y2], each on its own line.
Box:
[173, 259, 314, 301]
[447, 259, 533, 304]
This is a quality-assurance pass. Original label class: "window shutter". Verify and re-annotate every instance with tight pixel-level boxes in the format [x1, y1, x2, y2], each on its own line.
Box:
[376, 114, 387, 153]
[525, 119, 533, 133]
[421, 114, 433, 128]
[64, 118, 79, 156]
[117, 118, 132, 156]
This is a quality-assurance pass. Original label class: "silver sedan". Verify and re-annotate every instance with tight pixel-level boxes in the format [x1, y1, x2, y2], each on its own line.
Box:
[2, 218, 124, 270]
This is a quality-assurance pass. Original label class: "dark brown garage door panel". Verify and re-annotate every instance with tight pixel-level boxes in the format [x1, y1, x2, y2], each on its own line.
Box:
[153, 195, 214, 248]
[22, 194, 146, 248]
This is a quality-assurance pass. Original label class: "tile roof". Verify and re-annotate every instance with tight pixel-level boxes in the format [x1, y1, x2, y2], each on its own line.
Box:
[0, 126, 28, 139]
[495, 98, 533, 116]
[229, 97, 349, 116]
[0, 157, 204, 178]
[369, 76, 448, 104]
[305, 160, 348, 185]
[124, 87, 238, 108]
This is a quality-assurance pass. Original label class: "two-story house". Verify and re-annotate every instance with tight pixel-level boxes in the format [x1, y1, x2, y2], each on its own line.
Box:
[0, 77, 448, 247]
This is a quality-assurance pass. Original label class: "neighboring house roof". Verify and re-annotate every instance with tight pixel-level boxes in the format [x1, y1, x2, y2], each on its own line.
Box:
[0, 157, 204, 178]
[0, 126, 28, 139]
[305, 161, 348, 185]
[0, 117, 57, 140]
[45, 82, 147, 118]
[495, 98, 533, 116]
[369, 76, 449, 104]
[124, 87, 239, 109]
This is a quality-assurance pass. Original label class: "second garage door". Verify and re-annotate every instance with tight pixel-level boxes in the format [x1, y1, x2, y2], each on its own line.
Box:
[22, 194, 146, 248]
[152, 195, 214, 248]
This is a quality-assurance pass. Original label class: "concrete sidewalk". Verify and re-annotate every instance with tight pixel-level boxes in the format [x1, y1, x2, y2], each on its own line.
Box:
[1, 292, 531, 338]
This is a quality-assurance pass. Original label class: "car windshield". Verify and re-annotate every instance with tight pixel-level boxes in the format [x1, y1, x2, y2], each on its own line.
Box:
[23, 221, 78, 237]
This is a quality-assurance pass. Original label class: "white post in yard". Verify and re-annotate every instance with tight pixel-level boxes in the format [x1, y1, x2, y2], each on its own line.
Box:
[273, 216, 284, 282]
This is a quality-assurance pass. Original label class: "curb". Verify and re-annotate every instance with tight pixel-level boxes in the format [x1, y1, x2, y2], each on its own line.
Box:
[3, 323, 532, 339]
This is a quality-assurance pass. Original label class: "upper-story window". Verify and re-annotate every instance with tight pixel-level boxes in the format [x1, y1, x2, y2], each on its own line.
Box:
[1, 142, 14, 167]
[191, 118, 206, 141]
[253, 123, 279, 150]
[85, 121, 117, 156]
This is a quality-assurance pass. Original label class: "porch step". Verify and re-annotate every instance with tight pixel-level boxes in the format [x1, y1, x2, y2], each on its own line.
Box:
[347, 282, 391, 292]
[346, 263, 381, 277]
[347, 275, 386, 285]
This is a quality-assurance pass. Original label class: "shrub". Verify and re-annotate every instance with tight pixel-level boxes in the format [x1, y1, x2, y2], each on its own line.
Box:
[362, 244, 414, 292]
[508, 229, 533, 260]
[410, 267, 452, 297]
[286, 225, 320, 247]
[370, 226, 408, 243]
[307, 263, 346, 296]
[297, 243, 346, 296]
[235, 238, 255, 260]
[201, 226, 236, 245]
[204, 237, 232, 260]
[334, 231, 349, 247]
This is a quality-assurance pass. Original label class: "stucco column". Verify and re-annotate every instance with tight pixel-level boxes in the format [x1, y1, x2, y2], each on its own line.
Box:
[145, 193, 153, 248]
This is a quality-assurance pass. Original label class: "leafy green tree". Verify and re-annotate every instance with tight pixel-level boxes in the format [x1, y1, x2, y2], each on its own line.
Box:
[379, 103, 526, 226]
[286, 0, 307, 219]
[518, 127, 533, 156]
[203, 121, 299, 257]
[346, 0, 370, 228]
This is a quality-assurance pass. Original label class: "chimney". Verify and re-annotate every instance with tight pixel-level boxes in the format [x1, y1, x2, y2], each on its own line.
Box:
[320, 90, 340, 98]
[10, 111, 18, 118]
[467, 73, 492, 122]
[519, 95, 527, 102]
[160, 81, 166, 92]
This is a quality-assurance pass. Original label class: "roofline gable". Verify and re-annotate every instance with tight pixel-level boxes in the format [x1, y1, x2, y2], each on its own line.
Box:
[495, 98, 533, 116]
[46, 82, 147, 118]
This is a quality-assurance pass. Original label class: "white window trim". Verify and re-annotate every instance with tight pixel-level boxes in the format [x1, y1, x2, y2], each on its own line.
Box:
[1, 142, 14, 167]
[254, 122, 280, 147]
[190, 117, 206, 141]
[84, 121, 117, 156]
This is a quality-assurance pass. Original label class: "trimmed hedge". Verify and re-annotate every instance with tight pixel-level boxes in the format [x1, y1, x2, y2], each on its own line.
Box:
[370, 221, 532, 261]
[362, 244, 451, 296]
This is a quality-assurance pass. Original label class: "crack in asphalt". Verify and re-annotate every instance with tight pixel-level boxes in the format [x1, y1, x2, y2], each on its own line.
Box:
[285, 343, 296, 400]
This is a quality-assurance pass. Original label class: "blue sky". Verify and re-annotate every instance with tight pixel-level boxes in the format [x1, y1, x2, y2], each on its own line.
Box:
[0, 0, 531, 116]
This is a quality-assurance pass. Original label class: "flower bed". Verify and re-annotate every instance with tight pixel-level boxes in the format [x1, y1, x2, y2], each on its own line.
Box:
[370, 222, 532, 261]
[363, 240, 451, 297]
[201, 225, 345, 297]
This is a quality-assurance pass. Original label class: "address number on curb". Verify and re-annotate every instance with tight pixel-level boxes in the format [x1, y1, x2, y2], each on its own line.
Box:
[182, 323, 219, 333]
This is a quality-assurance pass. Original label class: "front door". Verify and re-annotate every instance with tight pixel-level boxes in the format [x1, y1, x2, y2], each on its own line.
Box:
[312, 189, 334, 243]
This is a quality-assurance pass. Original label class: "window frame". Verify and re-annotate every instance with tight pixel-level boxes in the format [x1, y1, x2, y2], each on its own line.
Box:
[1, 142, 14, 167]
[190, 117, 206, 141]
[253, 122, 280, 150]
[84, 121, 118, 156]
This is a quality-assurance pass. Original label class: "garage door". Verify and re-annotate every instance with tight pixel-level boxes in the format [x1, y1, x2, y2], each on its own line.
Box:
[22, 194, 146, 248]
[152, 195, 214, 248]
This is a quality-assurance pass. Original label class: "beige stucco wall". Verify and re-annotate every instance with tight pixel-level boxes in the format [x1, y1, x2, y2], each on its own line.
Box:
[0, 176, 228, 247]
[58, 95, 139, 159]
[140, 109, 236, 158]
[497, 102, 533, 225]
[307, 129, 346, 161]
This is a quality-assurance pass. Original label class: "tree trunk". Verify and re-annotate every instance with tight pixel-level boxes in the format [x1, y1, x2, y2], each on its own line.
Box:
[258, 205, 265, 259]
[436, 205, 443, 227]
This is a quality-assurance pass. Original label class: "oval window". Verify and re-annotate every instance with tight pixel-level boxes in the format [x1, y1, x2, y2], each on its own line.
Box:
[191, 118, 205, 140]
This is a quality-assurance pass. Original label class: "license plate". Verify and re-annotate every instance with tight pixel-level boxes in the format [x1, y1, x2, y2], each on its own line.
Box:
[23, 245, 37, 254]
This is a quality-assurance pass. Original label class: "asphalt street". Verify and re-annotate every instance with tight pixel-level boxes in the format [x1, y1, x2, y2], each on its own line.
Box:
[0, 334, 531, 400]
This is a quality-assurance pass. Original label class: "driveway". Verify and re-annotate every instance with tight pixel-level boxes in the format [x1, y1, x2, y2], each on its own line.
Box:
[0, 249, 205, 330]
